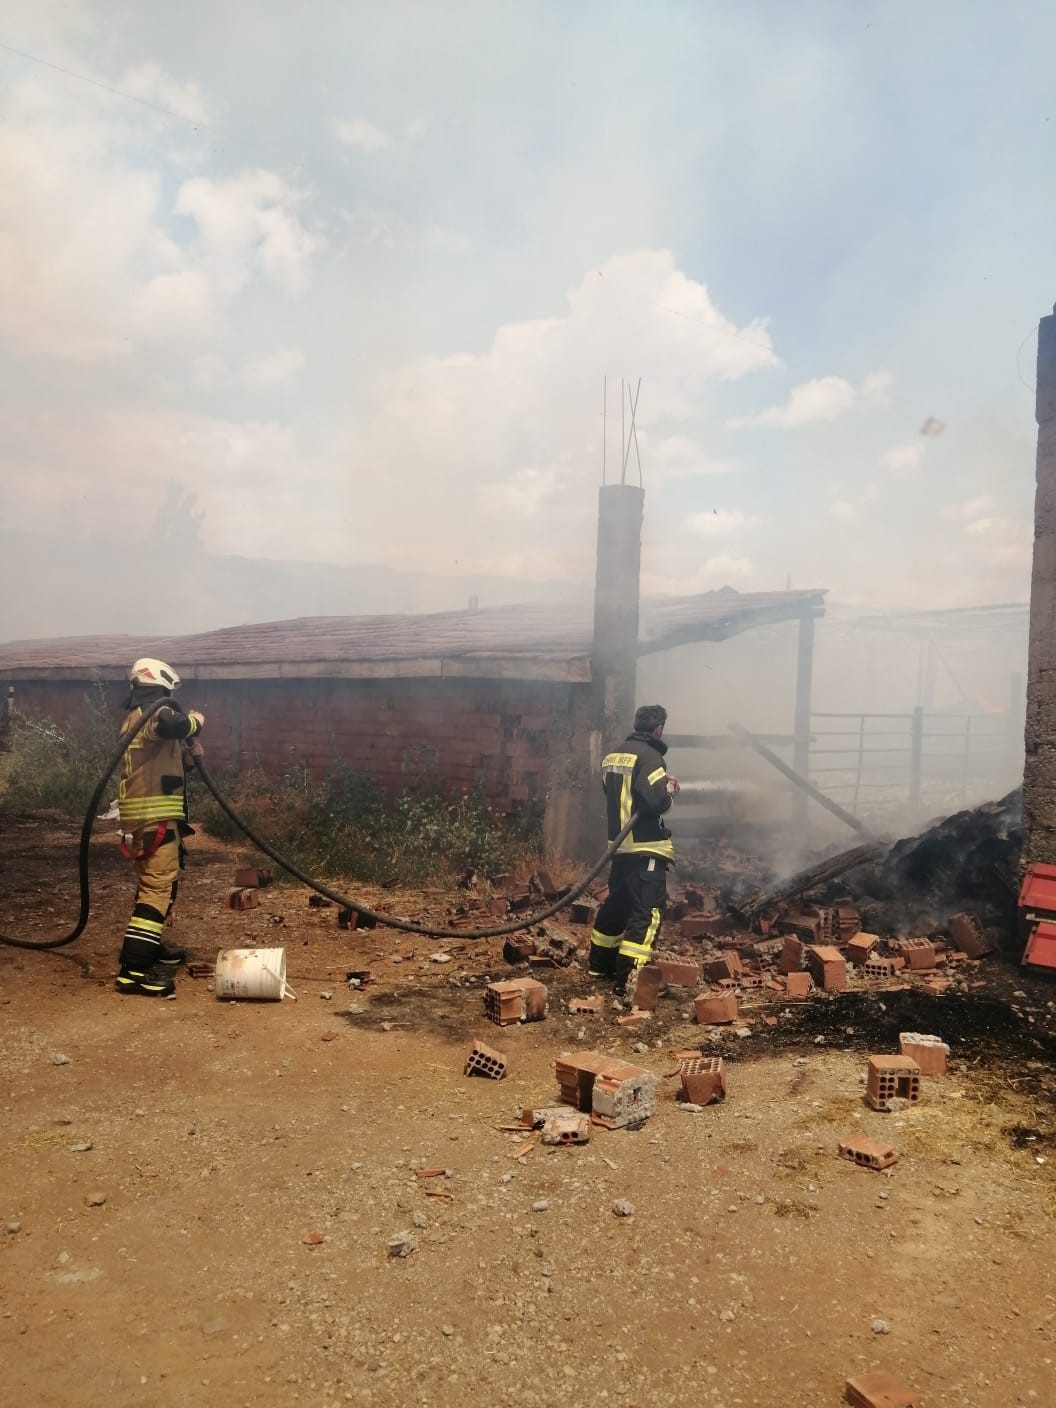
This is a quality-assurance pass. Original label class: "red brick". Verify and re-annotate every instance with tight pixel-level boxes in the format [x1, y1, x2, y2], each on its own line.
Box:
[805, 945, 847, 991]
[866, 1055, 921, 1110]
[484, 978, 548, 1025]
[632, 964, 663, 1011]
[777, 936, 804, 975]
[898, 1032, 948, 1075]
[900, 937, 937, 971]
[947, 911, 994, 957]
[464, 1039, 508, 1080]
[844, 1369, 918, 1407]
[234, 867, 272, 888]
[838, 1136, 898, 1170]
[680, 1055, 726, 1105]
[694, 991, 738, 1024]
[845, 931, 880, 965]
[706, 953, 742, 983]
[785, 971, 813, 997]
[656, 958, 702, 988]
[224, 888, 258, 911]
[680, 917, 715, 940]
[616, 1011, 652, 1027]
[568, 996, 605, 1016]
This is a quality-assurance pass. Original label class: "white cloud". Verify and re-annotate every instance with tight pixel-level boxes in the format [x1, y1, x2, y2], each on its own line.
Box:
[729, 369, 892, 429]
[648, 435, 741, 482]
[119, 63, 212, 126]
[879, 440, 925, 478]
[176, 170, 324, 295]
[828, 499, 857, 522]
[334, 116, 394, 153]
[334, 250, 777, 580]
[424, 225, 471, 254]
[685, 508, 759, 539]
[941, 494, 995, 524]
[644, 553, 757, 596]
[244, 346, 306, 389]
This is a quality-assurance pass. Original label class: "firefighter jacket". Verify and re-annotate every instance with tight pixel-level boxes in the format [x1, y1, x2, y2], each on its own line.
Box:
[601, 731, 674, 862]
[117, 694, 201, 832]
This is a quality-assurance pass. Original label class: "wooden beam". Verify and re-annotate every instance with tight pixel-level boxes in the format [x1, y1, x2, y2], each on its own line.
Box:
[726, 722, 874, 839]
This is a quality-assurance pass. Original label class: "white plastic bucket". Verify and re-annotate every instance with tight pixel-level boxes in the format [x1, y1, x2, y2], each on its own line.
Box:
[214, 947, 296, 1002]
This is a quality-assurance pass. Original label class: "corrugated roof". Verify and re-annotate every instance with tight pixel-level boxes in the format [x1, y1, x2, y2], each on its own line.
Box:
[0, 588, 825, 681]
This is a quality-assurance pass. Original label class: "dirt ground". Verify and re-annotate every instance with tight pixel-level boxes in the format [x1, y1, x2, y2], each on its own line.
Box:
[2, 816, 1056, 1408]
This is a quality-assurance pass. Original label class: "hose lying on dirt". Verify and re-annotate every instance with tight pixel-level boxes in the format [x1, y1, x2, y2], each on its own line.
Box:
[0, 704, 636, 949]
[191, 752, 637, 939]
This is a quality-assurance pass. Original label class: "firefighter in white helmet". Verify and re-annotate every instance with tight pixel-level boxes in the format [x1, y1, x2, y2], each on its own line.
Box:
[115, 658, 204, 997]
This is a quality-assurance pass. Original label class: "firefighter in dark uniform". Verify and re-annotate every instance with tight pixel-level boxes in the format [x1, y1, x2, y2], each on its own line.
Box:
[588, 703, 679, 991]
[115, 658, 204, 997]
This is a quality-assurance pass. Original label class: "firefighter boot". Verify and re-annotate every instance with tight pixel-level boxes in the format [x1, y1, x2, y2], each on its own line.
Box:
[116, 936, 176, 998]
[155, 941, 187, 967]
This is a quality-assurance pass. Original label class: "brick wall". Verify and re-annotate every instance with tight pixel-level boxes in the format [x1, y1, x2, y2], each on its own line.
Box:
[8, 675, 584, 814]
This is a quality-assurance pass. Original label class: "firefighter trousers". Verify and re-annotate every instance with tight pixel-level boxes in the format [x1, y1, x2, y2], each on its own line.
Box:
[121, 830, 180, 967]
[588, 854, 668, 978]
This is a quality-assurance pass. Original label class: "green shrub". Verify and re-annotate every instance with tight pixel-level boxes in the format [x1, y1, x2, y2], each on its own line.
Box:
[0, 683, 118, 817]
[192, 765, 542, 885]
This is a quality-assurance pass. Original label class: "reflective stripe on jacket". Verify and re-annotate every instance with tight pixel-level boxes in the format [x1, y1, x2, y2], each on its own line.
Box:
[601, 731, 674, 862]
[117, 704, 199, 830]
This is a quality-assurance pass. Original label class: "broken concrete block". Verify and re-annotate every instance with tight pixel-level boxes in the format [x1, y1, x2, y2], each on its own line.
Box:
[679, 1055, 726, 1106]
[591, 1068, 657, 1129]
[541, 1110, 590, 1145]
[898, 1032, 948, 1076]
[483, 978, 548, 1026]
[553, 1051, 657, 1129]
[865, 1055, 921, 1111]
[838, 1136, 898, 1171]
[464, 1039, 508, 1080]
[568, 996, 605, 1016]
[568, 901, 596, 925]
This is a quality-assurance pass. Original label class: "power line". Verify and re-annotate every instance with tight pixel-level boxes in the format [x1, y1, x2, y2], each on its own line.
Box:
[0, 38, 212, 131]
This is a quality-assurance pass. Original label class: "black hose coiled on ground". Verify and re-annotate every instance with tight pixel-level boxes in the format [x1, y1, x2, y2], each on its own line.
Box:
[0, 699, 635, 949]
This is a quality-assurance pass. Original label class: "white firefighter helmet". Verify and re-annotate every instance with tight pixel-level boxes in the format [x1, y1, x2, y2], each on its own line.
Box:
[129, 657, 180, 691]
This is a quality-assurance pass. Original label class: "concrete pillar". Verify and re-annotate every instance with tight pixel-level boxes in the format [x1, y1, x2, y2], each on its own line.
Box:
[1022, 305, 1056, 863]
[592, 483, 644, 747]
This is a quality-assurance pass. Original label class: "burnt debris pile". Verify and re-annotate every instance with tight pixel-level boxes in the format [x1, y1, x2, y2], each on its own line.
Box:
[836, 789, 1022, 947]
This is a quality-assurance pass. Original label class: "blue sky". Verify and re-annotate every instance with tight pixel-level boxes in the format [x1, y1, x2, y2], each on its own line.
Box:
[1, 0, 1052, 616]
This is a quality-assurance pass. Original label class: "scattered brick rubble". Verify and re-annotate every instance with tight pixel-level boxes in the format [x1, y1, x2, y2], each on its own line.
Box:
[464, 1039, 508, 1080]
[554, 1051, 658, 1129]
[838, 1136, 898, 1171]
[484, 978, 547, 1026]
[865, 1055, 921, 1111]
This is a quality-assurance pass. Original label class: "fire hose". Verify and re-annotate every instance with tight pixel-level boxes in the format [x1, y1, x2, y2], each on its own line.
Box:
[0, 699, 640, 952]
